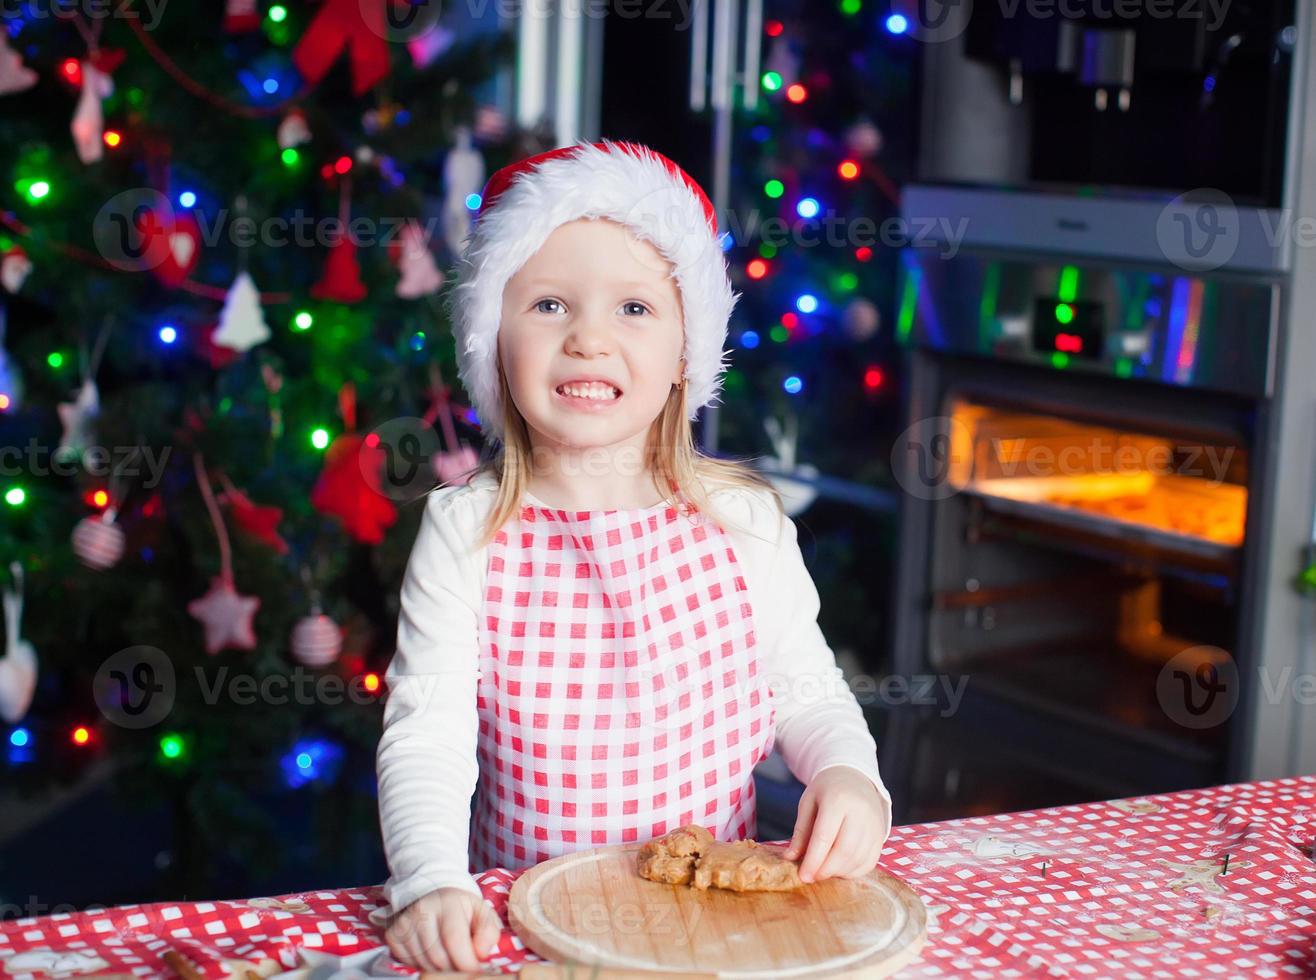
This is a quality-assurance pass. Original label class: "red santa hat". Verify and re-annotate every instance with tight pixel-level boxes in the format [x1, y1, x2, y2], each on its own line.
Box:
[449, 139, 738, 443]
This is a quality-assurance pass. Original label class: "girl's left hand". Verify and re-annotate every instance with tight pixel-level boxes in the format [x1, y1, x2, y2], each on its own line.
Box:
[783, 766, 891, 883]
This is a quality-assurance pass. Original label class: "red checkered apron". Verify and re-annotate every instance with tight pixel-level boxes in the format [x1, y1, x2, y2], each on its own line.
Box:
[469, 499, 776, 872]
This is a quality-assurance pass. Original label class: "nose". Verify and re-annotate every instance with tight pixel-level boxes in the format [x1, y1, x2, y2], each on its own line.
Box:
[564, 311, 614, 358]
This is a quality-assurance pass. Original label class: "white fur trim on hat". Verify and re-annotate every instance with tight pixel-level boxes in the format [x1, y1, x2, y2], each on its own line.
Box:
[448, 139, 739, 444]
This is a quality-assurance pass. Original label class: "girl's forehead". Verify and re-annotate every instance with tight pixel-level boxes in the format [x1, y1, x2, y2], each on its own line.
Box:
[521, 219, 676, 281]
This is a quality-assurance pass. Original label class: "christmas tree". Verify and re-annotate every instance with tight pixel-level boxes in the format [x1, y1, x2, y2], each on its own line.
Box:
[0, 1, 518, 903]
[714, 4, 915, 671]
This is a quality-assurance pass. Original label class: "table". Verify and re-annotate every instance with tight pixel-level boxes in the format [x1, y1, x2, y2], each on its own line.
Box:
[2, 775, 1314, 979]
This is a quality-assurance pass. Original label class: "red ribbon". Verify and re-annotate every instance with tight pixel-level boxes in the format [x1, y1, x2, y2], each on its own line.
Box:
[292, 0, 391, 96]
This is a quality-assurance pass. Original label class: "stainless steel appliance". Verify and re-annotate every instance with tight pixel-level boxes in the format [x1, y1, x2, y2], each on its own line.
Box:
[883, 0, 1316, 824]
[889, 230, 1277, 818]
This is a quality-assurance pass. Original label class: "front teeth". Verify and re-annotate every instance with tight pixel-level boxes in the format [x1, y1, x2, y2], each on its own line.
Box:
[558, 383, 620, 400]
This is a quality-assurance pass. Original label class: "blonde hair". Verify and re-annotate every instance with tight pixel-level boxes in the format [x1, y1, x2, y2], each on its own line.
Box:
[449, 357, 781, 551]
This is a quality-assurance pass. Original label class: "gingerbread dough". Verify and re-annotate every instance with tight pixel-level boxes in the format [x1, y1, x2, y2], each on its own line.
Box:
[637, 824, 804, 892]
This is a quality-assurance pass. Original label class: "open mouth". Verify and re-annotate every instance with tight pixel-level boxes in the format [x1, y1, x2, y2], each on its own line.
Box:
[555, 381, 623, 402]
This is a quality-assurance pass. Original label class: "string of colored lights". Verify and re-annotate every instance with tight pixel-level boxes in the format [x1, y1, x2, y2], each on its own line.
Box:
[116, 0, 312, 119]
[0, 211, 293, 304]
[741, 17, 898, 398]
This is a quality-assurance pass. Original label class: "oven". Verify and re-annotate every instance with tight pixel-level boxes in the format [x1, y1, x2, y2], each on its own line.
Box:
[886, 228, 1282, 823]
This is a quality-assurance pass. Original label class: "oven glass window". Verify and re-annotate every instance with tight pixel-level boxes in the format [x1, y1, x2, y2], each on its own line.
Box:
[945, 397, 1247, 552]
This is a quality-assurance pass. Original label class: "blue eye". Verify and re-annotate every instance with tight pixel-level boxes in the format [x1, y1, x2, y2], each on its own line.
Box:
[621, 301, 651, 316]
[535, 298, 564, 314]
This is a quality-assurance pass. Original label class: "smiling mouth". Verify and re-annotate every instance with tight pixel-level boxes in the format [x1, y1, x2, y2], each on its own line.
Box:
[555, 382, 623, 401]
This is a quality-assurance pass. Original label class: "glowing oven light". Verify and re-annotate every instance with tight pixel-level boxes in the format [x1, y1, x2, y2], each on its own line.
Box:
[1055, 333, 1084, 354]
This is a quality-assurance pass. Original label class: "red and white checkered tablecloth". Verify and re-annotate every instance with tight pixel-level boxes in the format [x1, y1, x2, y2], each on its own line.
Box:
[2, 775, 1313, 979]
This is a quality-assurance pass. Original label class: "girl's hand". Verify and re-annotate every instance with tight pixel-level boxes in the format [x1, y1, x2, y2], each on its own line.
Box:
[384, 886, 502, 973]
[783, 766, 891, 883]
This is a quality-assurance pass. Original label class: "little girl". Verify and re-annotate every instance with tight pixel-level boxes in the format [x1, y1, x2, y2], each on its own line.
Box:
[376, 140, 892, 972]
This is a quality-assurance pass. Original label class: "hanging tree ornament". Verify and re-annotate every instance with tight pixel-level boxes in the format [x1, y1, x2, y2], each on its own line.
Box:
[70, 59, 114, 163]
[843, 298, 881, 342]
[311, 176, 367, 304]
[441, 125, 485, 257]
[73, 441, 139, 571]
[425, 366, 477, 486]
[65, 12, 124, 166]
[213, 271, 271, 352]
[1, 244, 32, 293]
[844, 117, 884, 160]
[56, 378, 99, 464]
[0, 33, 37, 96]
[56, 318, 112, 465]
[72, 509, 126, 570]
[217, 471, 288, 555]
[213, 197, 271, 353]
[0, 563, 36, 724]
[406, 20, 454, 69]
[137, 206, 202, 288]
[187, 454, 260, 654]
[224, 0, 261, 33]
[291, 567, 342, 668]
[277, 109, 311, 150]
[291, 612, 342, 668]
[311, 383, 397, 544]
[473, 103, 510, 143]
[390, 220, 444, 299]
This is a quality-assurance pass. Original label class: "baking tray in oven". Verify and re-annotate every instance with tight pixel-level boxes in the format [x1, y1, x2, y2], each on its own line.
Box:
[961, 473, 1245, 564]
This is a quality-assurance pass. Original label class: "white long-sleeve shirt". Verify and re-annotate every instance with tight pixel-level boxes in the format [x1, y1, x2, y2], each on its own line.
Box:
[376, 470, 892, 914]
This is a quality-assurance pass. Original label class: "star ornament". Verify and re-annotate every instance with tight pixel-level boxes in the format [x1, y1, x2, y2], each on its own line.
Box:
[56, 377, 100, 463]
[187, 576, 260, 655]
[269, 946, 399, 980]
[220, 487, 288, 554]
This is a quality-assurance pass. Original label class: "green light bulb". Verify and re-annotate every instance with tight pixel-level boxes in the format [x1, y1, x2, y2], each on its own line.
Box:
[311, 428, 331, 450]
[4, 487, 25, 506]
[762, 72, 782, 92]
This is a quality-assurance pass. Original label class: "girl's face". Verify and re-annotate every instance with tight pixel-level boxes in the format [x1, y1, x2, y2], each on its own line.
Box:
[498, 218, 685, 456]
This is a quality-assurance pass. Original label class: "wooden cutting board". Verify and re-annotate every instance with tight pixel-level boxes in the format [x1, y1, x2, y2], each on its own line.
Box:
[507, 842, 927, 979]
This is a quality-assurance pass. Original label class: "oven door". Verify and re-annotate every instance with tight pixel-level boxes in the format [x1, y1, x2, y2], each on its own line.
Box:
[889, 355, 1265, 812]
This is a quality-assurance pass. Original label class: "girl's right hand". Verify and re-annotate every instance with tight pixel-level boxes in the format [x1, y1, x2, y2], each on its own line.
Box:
[384, 886, 503, 973]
